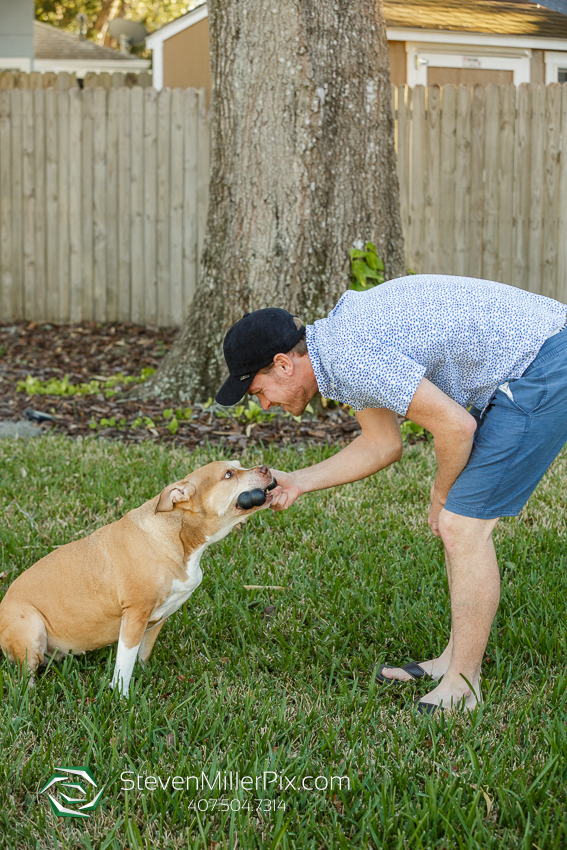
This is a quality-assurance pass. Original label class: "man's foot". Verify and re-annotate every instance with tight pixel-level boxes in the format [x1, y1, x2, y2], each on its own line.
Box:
[416, 676, 482, 712]
[377, 657, 447, 683]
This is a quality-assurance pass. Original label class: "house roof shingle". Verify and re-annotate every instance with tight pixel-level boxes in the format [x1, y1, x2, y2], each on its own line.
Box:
[34, 20, 142, 62]
[383, 0, 567, 40]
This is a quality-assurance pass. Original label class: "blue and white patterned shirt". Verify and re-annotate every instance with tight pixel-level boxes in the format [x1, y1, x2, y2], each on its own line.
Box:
[305, 275, 567, 415]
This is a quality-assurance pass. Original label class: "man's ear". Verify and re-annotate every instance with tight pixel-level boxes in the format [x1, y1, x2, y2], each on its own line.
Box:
[155, 481, 196, 513]
[272, 352, 294, 374]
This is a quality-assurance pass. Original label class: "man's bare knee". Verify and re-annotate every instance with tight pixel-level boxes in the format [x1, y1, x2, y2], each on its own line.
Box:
[438, 509, 498, 551]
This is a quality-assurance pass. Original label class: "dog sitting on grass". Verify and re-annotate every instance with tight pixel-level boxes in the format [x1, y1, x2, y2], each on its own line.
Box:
[0, 461, 279, 696]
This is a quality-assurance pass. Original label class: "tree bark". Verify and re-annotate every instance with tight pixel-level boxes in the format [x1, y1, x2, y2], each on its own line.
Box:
[137, 0, 405, 401]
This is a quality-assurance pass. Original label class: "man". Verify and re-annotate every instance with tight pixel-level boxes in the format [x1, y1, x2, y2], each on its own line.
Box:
[215, 274, 567, 714]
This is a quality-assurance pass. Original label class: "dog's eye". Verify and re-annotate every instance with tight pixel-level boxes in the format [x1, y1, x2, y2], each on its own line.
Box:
[224, 471, 233, 479]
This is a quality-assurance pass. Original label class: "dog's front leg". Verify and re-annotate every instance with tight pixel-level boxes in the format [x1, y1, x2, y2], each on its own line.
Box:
[138, 618, 167, 665]
[111, 610, 151, 697]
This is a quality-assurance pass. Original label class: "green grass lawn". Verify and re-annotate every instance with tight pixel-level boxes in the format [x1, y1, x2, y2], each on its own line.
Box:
[1, 435, 566, 849]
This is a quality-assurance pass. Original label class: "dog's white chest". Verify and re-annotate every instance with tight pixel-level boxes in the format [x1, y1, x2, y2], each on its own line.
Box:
[151, 550, 204, 622]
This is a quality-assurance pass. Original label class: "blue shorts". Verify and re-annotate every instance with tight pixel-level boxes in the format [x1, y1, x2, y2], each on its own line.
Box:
[445, 326, 567, 519]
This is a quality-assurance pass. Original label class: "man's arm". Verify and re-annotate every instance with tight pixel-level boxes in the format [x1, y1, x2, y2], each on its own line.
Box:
[405, 377, 477, 534]
[270, 408, 403, 511]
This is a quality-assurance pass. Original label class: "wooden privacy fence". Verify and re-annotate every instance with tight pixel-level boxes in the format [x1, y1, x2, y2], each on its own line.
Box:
[1, 82, 567, 327]
[0, 70, 153, 90]
[393, 83, 567, 303]
[0, 85, 209, 326]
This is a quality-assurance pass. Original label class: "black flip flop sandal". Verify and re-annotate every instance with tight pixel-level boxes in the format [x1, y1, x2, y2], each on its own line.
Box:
[414, 698, 445, 715]
[375, 661, 432, 684]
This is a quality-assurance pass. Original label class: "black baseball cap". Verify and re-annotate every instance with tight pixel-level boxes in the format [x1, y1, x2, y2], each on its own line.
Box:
[215, 308, 305, 406]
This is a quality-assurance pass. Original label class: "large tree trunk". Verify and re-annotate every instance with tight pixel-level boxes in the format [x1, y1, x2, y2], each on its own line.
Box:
[137, 0, 405, 401]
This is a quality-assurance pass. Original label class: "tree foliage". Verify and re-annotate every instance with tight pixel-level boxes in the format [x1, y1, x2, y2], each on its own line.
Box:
[35, 0, 202, 44]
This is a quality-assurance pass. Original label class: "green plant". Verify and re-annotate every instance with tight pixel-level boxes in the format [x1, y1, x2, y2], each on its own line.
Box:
[400, 420, 430, 442]
[17, 368, 156, 399]
[349, 241, 385, 291]
[163, 407, 193, 435]
[88, 416, 127, 431]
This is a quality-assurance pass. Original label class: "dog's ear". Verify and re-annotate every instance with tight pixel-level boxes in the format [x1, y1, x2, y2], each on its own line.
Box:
[155, 481, 196, 513]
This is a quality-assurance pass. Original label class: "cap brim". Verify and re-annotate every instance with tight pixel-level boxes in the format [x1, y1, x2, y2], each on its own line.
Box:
[215, 372, 255, 406]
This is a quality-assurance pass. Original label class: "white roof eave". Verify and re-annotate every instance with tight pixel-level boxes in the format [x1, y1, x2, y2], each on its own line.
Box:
[34, 58, 151, 72]
[386, 26, 567, 52]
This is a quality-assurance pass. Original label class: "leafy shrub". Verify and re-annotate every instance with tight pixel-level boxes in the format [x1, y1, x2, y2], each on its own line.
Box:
[350, 242, 385, 291]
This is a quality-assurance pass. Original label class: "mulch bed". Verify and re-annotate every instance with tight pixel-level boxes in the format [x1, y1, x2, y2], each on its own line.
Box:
[0, 321, 364, 451]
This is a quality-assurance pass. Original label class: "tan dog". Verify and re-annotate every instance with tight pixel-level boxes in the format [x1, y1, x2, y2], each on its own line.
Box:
[0, 461, 279, 696]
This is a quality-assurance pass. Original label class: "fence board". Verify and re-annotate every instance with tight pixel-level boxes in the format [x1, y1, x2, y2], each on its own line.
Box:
[197, 87, 210, 270]
[481, 85, 499, 281]
[469, 86, 485, 279]
[542, 84, 561, 300]
[117, 87, 131, 322]
[106, 88, 119, 322]
[409, 86, 425, 274]
[81, 88, 94, 321]
[22, 88, 35, 319]
[157, 88, 171, 326]
[33, 89, 46, 320]
[497, 85, 515, 286]
[130, 86, 144, 324]
[529, 84, 545, 293]
[513, 84, 531, 291]
[45, 88, 59, 322]
[170, 88, 185, 323]
[424, 86, 441, 274]
[10, 89, 23, 318]
[183, 88, 199, 314]
[396, 86, 410, 247]
[68, 88, 82, 323]
[57, 89, 70, 322]
[454, 86, 472, 276]
[0, 91, 13, 318]
[93, 87, 107, 322]
[143, 87, 158, 325]
[558, 85, 567, 305]
[439, 85, 456, 274]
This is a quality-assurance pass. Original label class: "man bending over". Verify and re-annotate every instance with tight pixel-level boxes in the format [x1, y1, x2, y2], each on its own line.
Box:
[215, 275, 567, 714]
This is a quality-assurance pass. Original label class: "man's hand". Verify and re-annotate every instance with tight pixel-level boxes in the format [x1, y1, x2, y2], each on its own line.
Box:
[268, 469, 302, 511]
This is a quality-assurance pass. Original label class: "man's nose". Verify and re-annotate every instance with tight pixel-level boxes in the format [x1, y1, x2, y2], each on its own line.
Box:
[259, 397, 271, 410]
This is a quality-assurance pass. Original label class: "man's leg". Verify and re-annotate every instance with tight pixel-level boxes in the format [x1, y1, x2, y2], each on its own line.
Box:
[418, 509, 500, 709]
[380, 551, 453, 681]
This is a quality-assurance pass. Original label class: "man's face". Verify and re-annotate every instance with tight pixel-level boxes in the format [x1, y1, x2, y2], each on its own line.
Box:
[248, 356, 314, 416]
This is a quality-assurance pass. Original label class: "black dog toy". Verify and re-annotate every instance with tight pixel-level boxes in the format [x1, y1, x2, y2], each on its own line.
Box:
[238, 478, 277, 510]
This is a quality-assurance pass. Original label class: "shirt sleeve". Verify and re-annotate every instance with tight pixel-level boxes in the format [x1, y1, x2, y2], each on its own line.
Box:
[330, 343, 426, 416]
